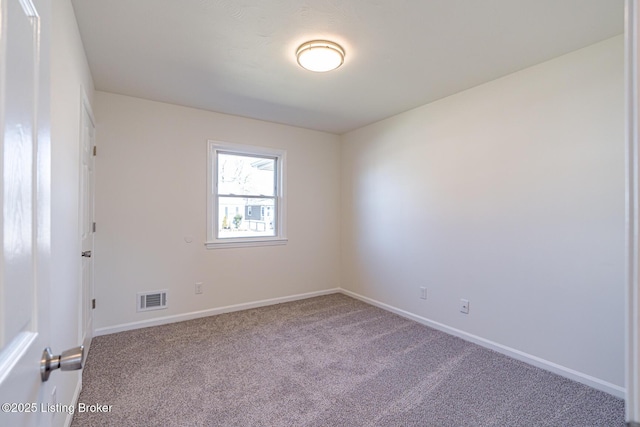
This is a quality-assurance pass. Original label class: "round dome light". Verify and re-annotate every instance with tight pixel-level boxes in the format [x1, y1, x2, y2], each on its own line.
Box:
[296, 40, 345, 72]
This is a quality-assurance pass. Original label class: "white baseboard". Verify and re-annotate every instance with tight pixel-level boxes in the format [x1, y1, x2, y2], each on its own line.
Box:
[339, 288, 626, 399]
[93, 286, 624, 398]
[94, 288, 341, 336]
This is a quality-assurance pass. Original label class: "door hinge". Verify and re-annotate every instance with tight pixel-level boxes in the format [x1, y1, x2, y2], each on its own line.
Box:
[92, 222, 96, 233]
[93, 146, 97, 156]
[92, 299, 96, 309]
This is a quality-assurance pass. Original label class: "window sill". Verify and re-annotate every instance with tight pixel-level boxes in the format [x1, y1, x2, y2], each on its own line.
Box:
[205, 238, 288, 249]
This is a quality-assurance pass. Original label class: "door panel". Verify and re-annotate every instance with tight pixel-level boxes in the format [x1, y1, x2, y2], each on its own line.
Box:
[1, 0, 37, 353]
[0, 0, 51, 425]
[80, 98, 95, 350]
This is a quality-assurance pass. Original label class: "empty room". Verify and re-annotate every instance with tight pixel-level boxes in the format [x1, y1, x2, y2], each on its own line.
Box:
[2, 0, 640, 426]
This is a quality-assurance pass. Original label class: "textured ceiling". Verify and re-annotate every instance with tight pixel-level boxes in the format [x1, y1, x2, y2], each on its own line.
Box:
[71, 0, 623, 134]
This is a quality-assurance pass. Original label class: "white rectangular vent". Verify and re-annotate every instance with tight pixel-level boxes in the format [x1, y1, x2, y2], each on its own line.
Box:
[137, 290, 168, 312]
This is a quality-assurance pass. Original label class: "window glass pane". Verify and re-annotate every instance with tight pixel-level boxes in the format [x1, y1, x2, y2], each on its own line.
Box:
[218, 153, 275, 196]
[218, 197, 276, 239]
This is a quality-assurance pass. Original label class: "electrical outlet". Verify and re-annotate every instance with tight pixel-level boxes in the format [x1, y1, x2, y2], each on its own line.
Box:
[420, 287, 427, 300]
[195, 282, 203, 294]
[460, 299, 470, 314]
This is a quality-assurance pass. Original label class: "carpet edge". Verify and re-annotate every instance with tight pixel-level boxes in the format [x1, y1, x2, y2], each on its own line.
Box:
[94, 288, 341, 337]
[340, 288, 625, 399]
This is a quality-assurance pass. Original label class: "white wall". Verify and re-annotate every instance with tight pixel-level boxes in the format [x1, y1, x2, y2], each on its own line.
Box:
[341, 36, 625, 391]
[51, 0, 95, 425]
[93, 92, 341, 330]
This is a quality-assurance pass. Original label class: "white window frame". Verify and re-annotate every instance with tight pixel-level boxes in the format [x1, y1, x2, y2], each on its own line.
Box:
[206, 140, 287, 249]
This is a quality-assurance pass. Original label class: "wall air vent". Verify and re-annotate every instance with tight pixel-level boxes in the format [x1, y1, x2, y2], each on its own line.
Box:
[137, 290, 168, 312]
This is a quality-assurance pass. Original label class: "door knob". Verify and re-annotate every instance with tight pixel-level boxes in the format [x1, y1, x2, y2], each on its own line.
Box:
[82, 251, 92, 258]
[41, 345, 84, 382]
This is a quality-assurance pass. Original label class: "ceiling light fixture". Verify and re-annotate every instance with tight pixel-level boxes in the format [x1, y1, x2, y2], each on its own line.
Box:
[296, 40, 345, 72]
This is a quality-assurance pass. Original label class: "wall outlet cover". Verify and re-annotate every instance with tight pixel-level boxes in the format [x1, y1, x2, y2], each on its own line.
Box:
[460, 299, 470, 314]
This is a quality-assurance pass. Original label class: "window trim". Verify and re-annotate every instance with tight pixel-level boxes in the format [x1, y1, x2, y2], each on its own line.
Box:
[206, 140, 287, 249]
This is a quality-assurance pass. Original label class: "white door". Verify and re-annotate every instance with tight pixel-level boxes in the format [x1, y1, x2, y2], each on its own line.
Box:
[80, 97, 95, 351]
[627, 0, 640, 422]
[0, 0, 52, 425]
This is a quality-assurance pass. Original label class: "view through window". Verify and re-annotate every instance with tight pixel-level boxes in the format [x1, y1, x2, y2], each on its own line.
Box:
[217, 152, 277, 239]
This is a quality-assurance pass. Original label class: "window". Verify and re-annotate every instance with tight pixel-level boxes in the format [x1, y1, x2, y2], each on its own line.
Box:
[206, 141, 287, 248]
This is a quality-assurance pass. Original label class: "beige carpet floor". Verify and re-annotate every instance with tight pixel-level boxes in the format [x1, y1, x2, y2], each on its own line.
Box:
[71, 293, 624, 426]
